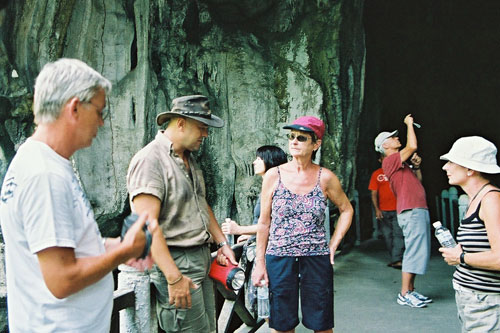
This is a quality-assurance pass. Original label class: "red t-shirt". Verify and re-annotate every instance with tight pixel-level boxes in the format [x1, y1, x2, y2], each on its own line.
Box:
[368, 168, 397, 211]
[382, 153, 427, 214]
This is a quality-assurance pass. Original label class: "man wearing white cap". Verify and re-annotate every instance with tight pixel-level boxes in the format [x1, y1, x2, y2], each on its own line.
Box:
[374, 114, 432, 308]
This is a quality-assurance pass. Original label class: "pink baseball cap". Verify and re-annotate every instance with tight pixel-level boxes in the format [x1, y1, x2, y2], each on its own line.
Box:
[283, 116, 325, 139]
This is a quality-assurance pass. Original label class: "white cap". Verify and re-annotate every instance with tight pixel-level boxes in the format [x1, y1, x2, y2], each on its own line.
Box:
[432, 221, 442, 228]
[374, 130, 398, 153]
[440, 136, 500, 174]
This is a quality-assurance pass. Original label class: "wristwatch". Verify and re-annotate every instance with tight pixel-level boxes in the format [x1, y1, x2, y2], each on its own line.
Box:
[217, 241, 227, 249]
[460, 252, 466, 265]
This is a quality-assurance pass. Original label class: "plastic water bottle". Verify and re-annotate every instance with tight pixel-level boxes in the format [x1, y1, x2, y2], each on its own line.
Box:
[224, 218, 234, 247]
[257, 280, 270, 319]
[433, 221, 457, 248]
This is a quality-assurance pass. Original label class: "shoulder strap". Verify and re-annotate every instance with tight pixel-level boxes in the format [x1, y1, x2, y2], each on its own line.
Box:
[317, 167, 323, 184]
[475, 189, 500, 214]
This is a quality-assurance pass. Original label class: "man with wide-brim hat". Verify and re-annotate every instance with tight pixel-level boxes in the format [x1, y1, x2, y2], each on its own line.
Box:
[156, 95, 224, 128]
[127, 94, 236, 332]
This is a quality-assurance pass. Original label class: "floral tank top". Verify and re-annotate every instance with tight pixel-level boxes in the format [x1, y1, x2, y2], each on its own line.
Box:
[266, 166, 330, 256]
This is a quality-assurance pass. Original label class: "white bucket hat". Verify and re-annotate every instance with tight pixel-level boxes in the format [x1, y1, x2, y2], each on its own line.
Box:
[440, 136, 500, 174]
[374, 130, 398, 153]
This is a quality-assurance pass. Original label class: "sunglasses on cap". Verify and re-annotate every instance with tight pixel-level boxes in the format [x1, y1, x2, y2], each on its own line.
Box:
[287, 133, 310, 142]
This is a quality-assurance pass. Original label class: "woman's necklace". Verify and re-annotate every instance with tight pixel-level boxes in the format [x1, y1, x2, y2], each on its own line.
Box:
[466, 182, 490, 213]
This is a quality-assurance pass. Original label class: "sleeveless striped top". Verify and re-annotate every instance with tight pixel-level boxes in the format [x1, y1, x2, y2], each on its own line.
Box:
[266, 167, 329, 257]
[454, 190, 500, 293]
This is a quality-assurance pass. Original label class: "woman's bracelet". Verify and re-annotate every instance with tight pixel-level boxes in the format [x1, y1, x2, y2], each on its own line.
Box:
[460, 252, 466, 265]
[168, 274, 183, 285]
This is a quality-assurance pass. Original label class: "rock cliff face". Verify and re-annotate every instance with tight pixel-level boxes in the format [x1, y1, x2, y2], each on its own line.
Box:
[1, 0, 365, 229]
[0, 0, 364, 327]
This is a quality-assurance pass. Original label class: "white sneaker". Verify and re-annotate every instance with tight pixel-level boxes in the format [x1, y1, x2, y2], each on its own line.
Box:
[410, 290, 432, 304]
[397, 292, 427, 308]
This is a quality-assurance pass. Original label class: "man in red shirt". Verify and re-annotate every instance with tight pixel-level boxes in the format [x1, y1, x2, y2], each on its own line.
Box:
[374, 114, 431, 308]
[368, 156, 404, 269]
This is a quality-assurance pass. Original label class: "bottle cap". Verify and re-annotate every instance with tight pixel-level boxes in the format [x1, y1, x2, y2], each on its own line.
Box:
[432, 221, 442, 228]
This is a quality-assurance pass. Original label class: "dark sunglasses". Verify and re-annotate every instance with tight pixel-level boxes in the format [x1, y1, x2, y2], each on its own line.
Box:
[287, 133, 310, 142]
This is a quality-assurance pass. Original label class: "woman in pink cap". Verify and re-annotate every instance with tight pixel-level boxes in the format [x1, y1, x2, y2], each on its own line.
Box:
[252, 116, 353, 333]
[439, 136, 500, 332]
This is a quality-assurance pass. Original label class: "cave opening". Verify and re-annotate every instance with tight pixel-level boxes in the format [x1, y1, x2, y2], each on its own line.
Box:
[357, 0, 500, 239]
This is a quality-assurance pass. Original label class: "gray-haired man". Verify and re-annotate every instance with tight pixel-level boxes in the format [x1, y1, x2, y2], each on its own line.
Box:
[127, 95, 237, 332]
[374, 114, 431, 309]
[0, 58, 148, 331]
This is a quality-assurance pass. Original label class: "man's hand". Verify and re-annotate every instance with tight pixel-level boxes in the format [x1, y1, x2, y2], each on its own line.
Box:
[411, 153, 422, 168]
[375, 208, 383, 220]
[121, 213, 149, 259]
[168, 275, 198, 309]
[125, 219, 159, 270]
[216, 244, 238, 266]
[403, 114, 414, 126]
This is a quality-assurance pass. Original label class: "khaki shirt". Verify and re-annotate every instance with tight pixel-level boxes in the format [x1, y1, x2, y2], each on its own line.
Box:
[127, 131, 211, 247]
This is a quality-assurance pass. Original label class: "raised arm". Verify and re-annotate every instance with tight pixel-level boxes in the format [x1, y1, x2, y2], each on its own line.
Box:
[399, 114, 418, 163]
[410, 152, 423, 182]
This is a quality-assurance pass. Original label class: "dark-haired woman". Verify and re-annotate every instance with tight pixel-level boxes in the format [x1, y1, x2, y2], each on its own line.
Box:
[222, 145, 288, 242]
[252, 116, 353, 333]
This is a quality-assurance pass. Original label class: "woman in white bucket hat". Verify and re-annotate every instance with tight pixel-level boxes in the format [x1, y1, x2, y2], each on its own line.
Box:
[439, 136, 500, 332]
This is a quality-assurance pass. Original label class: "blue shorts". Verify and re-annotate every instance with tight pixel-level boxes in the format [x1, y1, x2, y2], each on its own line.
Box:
[266, 255, 334, 331]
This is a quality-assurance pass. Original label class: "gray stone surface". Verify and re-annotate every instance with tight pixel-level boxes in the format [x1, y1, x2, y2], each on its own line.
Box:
[0, 1, 364, 328]
[0, 1, 365, 233]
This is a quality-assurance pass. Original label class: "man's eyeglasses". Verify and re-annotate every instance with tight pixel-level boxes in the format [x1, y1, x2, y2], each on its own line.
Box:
[287, 133, 310, 142]
[83, 99, 110, 120]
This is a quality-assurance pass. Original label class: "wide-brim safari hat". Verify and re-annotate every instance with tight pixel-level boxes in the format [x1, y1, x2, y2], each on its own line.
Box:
[440, 136, 500, 174]
[156, 95, 224, 128]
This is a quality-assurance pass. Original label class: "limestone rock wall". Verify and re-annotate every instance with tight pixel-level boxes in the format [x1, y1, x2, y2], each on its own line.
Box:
[0, 0, 365, 233]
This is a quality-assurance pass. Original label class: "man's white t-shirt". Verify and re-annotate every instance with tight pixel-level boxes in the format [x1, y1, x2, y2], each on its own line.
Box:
[0, 138, 113, 332]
